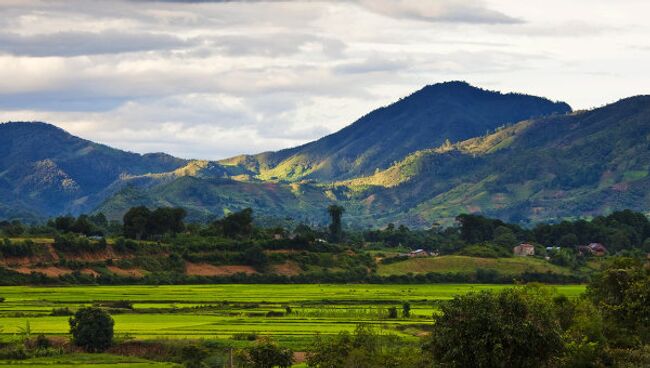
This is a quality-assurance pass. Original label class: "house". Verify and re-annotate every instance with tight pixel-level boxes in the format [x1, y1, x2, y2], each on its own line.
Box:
[513, 243, 535, 257]
[588, 243, 607, 256]
[408, 249, 429, 257]
[577, 243, 607, 257]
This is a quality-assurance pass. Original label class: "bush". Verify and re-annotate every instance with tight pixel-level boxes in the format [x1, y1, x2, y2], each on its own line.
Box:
[69, 307, 114, 352]
[238, 338, 294, 368]
[457, 244, 510, 258]
[587, 258, 650, 346]
[428, 286, 563, 368]
[266, 311, 284, 318]
[306, 324, 426, 368]
[50, 307, 73, 316]
[387, 307, 398, 319]
[233, 332, 258, 341]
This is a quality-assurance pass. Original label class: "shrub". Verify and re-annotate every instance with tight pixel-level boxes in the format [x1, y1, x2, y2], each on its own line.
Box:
[69, 307, 114, 352]
[233, 332, 258, 341]
[306, 324, 425, 368]
[238, 338, 294, 368]
[266, 311, 284, 318]
[35, 334, 51, 350]
[387, 307, 398, 319]
[428, 286, 563, 368]
[402, 302, 411, 318]
[50, 307, 73, 316]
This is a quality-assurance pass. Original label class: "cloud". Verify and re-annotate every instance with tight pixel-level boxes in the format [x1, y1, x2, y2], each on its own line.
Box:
[0, 0, 646, 160]
[0, 30, 191, 57]
[129, 0, 522, 24]
[355, 0, 522, 24]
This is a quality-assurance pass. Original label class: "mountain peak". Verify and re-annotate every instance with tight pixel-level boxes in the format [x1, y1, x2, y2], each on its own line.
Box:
[230, 82, 572, 181]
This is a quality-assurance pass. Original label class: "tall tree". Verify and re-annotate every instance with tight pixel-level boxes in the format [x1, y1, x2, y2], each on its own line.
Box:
[123, 206, 151, 240]
[327, 205, 345, 242]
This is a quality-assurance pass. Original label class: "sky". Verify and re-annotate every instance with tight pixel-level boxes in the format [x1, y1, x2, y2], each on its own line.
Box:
[0, 0, 649, 159]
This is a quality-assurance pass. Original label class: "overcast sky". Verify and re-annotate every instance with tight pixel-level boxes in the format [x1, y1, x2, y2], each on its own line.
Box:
[0, 0, 649, 159]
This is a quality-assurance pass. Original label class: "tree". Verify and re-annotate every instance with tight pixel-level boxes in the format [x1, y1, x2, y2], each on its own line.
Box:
[586, 257, 650, 346]
[123, 206, 151, 240]
[181, 345, 209, 368]
[243, 245, 269, 271]
[71, 215, 97, 236]
[211, 208, 254, 238]
[0, 220, 25, 237]
[307, 325, 424, 368]
[387, 307, 398, 319]
[428, 286, 563, 368]
[149, 207, 186, 237]
[402, 302, 411, 318]
[239, 338, 294, 368]
[327, 205, 345, 243]
[53, 215, 75, 233]
[69, 307, 114, 352]
[493, 226, 517, 247]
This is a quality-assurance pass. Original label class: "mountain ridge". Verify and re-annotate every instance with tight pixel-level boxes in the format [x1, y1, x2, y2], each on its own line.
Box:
[2, 84, 649, 227]
[219, 81, 571, 182]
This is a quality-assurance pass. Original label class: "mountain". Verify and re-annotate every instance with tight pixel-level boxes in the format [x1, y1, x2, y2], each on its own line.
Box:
[0, 122, 188, 218]
[342, 95, 650, 226]
[220, 81, 571, 181]
[2, 84, 649, 227]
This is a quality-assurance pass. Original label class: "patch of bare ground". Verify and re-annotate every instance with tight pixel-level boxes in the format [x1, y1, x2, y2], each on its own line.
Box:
[107, 265, 146, 277]
[185, 262, 256, 276]
[12, 266, 73, 277]
[81, 268, 100, 277]
[0, 244, 59, 267]
[294, 352, 306, 363]
[271, 261, 302, 276]
[107, 341, 177, 361]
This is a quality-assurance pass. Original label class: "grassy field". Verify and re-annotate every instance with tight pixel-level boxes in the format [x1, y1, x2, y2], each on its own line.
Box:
[0, 354, 181, 367]
[377, 255, 574, 276]
[0, 284, 585, 366]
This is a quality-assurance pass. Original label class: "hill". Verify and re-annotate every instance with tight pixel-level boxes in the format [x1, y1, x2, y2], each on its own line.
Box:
[0, 122, 188, 218]
[345, 95, 650, 225]
[220, 81, 571, 181]
[2, 86, 650, 226]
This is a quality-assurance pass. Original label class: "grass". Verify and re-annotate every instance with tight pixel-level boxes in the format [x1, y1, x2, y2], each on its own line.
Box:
[0, 283, 584, 367]
[377, 255, 574, 276]
[0, 353, 180, 367]
[0, 284, 584, 343]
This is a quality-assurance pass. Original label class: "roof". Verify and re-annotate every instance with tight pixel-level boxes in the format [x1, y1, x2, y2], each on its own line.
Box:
[516, 243, 535, 248]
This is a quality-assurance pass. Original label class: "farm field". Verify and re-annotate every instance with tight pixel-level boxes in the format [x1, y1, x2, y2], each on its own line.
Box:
[377, 255, 576, 276]
[0, 284, 584, 348]
[0, 354, 181, 367]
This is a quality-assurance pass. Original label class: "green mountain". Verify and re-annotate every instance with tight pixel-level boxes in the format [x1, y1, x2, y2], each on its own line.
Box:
[341, 95, 650, 226]
[2, 83, 649, 227]
[0, 122, 188, 218]
[220, 81, 570, 181]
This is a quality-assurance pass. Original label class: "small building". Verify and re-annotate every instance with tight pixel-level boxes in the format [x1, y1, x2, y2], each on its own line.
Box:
[578, 243, 607, 257]
[513, 243, 535, 257]
[588, 243, 607, 256]
[409, 249, 429, 258]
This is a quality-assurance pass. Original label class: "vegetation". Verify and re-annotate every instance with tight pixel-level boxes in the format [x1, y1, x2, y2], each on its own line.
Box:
[6, 83, 648, 227]
[123, 206, 186, 240]
[428, 286, 563, 367]
[69, 307, 114, 352]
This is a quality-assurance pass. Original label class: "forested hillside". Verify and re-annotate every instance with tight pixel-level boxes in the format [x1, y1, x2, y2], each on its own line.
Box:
[2, 84, 649, 226]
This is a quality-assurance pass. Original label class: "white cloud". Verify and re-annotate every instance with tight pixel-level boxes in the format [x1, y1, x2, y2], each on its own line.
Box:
[0, 0, 648, 159]
[354, 0, 522, 24]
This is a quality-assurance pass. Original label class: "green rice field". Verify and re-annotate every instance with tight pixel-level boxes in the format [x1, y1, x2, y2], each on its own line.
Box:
[0, 284, 584, 344]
